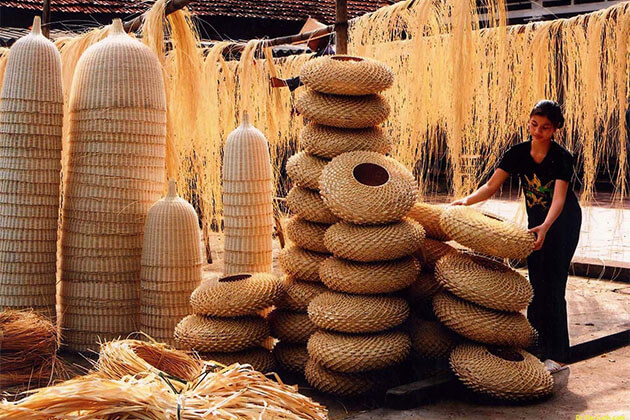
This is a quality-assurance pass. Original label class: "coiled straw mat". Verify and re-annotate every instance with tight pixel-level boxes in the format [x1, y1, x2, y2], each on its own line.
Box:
[301, 123, 392, 159]
[273, 342, 309, 374]
[414, 238, 457, 269]
[324, 219, 425, 262]
[432, 292, 537, 348]
[435, 252, 533, 312]
[450, 343, 553, 401]
[407, 269, 443, 304]
[278, 246, 329, 282]
[319, 255, 419, 294]
[408, 317, 459, 360]
[286, 186, 339, 224]
[174, 315, 270, 352]
[295, 90, 390, 129]
[286, 151, 329, 191]
[320, 151, 417, 225]
[199, 348, 276, 373]
[307, 330, 410, 373]
[305, 359, 381, 397]
[190, 273, 283, 317]
[286, 216, 329, 253]
[276, 277, 328, 312]
[439, 206, 535, 259]
[308, 291, 409, 333]
[407, 202, 451, 241]
[269, 310, 318, 344]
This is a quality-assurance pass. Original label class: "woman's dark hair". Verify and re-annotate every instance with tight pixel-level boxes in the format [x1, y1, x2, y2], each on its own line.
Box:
[530, 100, 564, 129]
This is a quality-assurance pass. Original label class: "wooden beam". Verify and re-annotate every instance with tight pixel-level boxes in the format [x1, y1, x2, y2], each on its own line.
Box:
[123, 0, 192, 33]
[42, 0, 51, 38]
[336, 0, 349, 54]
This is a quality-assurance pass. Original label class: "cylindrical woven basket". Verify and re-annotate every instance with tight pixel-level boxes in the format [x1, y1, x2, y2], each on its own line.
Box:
[273, 342, 309, 374]
[269, 310, 318, 344]
[199, 348, 276, 373]
[278, 246, 329, 283]
[286, 151, 329, 191]
[285, 216, 329, 253]
[174, 314, 270, 352]
[305, 359, 382, 397]
[286, 186, 339, 224]
[407, 202, 451, 241]
[300, 123, 392, 159]
[414, 238, 458, 269]
[408, 317, 459, 360]
[276, 277, 328, 312]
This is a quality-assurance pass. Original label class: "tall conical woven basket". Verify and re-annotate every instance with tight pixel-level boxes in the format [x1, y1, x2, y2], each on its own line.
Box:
[0, 17, 62, 319]
[222, 112, 273, 274]
[140, 180, 202, 346]
[59, 19, 166, 351]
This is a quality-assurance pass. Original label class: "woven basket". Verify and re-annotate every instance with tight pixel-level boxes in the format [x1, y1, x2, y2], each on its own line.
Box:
[174, 314, 269, 352]
[439, 206, 535, 259]
[432, 292, 537, 348]
[223, 111, 272, 181]
[301, 123, 392, 159]
[320, 151, 417, 225]
[414, 238, 457, 269]
[407, 269, 442, 304]
[408, 317, 459, 360]
[276, 277, 328, 312]
[450, 343, 553, 401]
[319, 255, 419, 294]
[190, 273, 282, 317]
[269, 310, 317, 344]
[407, 202, 451, 241]
[308, 291, 409, 333]
[286, 151, 329, 191]
[278, 246, 328, 282]
[308, 330, 410, 373]
[296, 90, 390, 129]
[286, 186, 339, 224]
[273, 342, 309, 374]
[300, 55, 394, 95]
[435, 252, 533, 312]
[200, 348, 276, 372]
[324, 219, 425, 262]
[305, 359, 381, 397]
[286, 216, 329, 253]
[223, 180, 273, 194]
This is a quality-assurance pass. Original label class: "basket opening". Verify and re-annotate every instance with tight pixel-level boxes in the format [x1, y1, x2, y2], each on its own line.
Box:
[488, 347, 524, 362]
[331, 56, 364, 62]
[219, 274, 251, 283]
[353, 163, 389, 187]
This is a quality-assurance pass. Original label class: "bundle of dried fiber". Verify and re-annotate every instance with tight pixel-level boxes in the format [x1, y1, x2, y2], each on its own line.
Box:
[0, 364, 328, 419]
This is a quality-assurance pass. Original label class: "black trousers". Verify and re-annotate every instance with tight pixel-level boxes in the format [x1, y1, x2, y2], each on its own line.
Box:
[526, 207, 582, 362]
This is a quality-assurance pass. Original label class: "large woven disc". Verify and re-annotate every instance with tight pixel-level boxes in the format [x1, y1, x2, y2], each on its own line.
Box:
[199, 348, 276, 373]
[269, 310, 317, 344]
[300, 123, 392, 159]
[450, 343, 553, 401]
[174, 315, 269, 352]
[278, 246, 328, 282]
[286, 151, 329, 191]
[300, 55, 394, 95]
[439, 207, 535, 259]
[320, 151, 417, 225]
[286, 186, 339, 224]
[414, 238, 457, 269]
[286, 216, 329, 253]
[273, 342, 308, 374]
[308, 330, 410, 373]
[296, 90, 390, 129]
[407, 202, 451, 241]
[432, 292, 536, 348]
[408, 317, 459, 360]
[407, 269, 442, 304]
[305, 359, 381, 397]
[324, 219, 424, 262]
[435, 252, 533, 312]
[277, 277, 328, 311]
[190, 273, 282, 317]
[319, 256, 419, 294]
[308, 291, 409, 333]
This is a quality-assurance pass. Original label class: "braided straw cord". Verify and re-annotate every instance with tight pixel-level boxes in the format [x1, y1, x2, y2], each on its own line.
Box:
[414, 238, 457, 269]
[320, 151, 417, 225]
[407, 269, 443, 304]
[307, 330, 410, 373]
[286, 186, 339, 224]
[319, 255, 420, 295]
[432, 292, 537, 348]
[199, 348, 276, 373]
[324, 219, 425, 262]
[286, 216, 330, 253]
[407, 202, 451, 241]
[269, 310, 318, 344]
[273, 342, 309, 374]
[305, 359, 381, 397]
[174, 314, 270, 352]
[301, 123, 391, 159]
[279, 246, 329, 282]
[276, 277, 328, 312]
[450, 343, 553, 401]
[408, 317, 459, 360]
[286, 151, 329, 191]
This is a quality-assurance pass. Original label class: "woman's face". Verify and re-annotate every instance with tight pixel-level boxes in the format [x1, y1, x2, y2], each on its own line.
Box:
[528, 114, 556, 142]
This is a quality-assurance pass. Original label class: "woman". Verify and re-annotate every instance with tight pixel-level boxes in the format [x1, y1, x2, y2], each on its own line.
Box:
[452, 100, 582, 363]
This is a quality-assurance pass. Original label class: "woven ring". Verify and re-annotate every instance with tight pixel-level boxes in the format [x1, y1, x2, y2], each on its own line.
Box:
[277, 277, 328, 311]
[286, 186, 339, 224]
[174, 315, 269, 352]
[286, 216, 329, 253]
[300, 122, 392, 159]
[407, 202, 451, 241]
[414, 238, 458, 269]
[319, 151, 417, 225]
[199, 348, 276, 373]
[286, 151, 329, 191]
[408, 317, 459, 360]
[305, 359, 381, 397]
[278, 246, 328, 282]
[273, 342, 309, 374]
[269, 310, 317, 344]
[406, 269, 443, 304]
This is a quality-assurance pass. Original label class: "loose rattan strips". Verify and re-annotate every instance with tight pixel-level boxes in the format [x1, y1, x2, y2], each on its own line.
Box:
[223, 112, 273, 274]
[140, 180, 203, 346]
[0, 18, 62, 319]
[59, 19, 166, 351]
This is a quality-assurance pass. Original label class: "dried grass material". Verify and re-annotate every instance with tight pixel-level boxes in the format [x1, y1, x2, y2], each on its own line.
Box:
[0, 310, 57, 362]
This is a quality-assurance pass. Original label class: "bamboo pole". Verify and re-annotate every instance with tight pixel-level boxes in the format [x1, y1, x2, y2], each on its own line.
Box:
[42, 0, 51, 38]
[336, 0, 348, 54]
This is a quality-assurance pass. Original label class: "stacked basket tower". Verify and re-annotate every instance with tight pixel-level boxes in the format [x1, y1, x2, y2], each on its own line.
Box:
[0, 18, 62, 319]
[281, 55, 424, 397]
[59, 19, 166, 351]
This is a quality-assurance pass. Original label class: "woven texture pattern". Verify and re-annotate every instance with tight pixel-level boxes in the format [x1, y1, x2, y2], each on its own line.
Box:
[277, 277, 328, 312]
[286, 216, 329, 253]
[324, 219, 424, 262]
[278, 246, 329, 282]
[273, 342, 308, 374]
[307, 330, 410, 373]
[200, 348, 275, 372]
[296, 90, 390, 129]
[174, 314, 269, 352]
[300, 55, 394, 96]
[0, 18, 62, 317]
[440, 207, 535, 259]
[269, 310, 318, 344]
[432, 292, 536, 347]
[435, 253, 533, 312]
[301, 122, 391, 159]
[450, 343, 553, 401]
[286, 151, 329, 191]
[319, 256, 419, 294]
[409, 317, 459, 360]
[407, 269, 442, 304]
[59, 20, 166, 349]
[305, 359, 380, 397]
[308, 291, 409, 333]
[190, 273, 282, 317]
[414, 238, 457, 269]
[407, 202, 451, 241]
[286, 186, 339, 224]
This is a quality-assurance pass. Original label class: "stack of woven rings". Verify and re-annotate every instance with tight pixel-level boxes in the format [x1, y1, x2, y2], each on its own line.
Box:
[174, 273, 283, 373]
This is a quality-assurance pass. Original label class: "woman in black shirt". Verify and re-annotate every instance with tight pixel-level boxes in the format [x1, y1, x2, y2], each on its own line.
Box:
[452, 100, 582, 363]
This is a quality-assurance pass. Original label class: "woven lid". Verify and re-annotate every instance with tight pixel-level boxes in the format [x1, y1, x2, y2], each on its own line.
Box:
[273, 342, 308, 374]
[286, 216, 329, 253]
[269, 310, 317, 344]
[320, 151, 417, 225]
[407, 269, 443, 304]
[276, 277, 328, 312]
[300, 122, 392, 159]
[305, 359, 381, 397]
[286, 151, 329, 191]
[278, 246, 328, 282]
[414, 238, 457, 269]
[199, 347, 276, 373]
[223, 112, 272, 182]
[407, 202, 451, 241]
[408, 317, 459, 360]
[286, 186, 339, 224]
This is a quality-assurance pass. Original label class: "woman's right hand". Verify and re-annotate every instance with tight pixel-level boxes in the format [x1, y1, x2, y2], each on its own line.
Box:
[450, 197, 468, 206]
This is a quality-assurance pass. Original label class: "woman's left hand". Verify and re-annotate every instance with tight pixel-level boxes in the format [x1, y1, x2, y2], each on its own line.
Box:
[528, 224, 549, 251]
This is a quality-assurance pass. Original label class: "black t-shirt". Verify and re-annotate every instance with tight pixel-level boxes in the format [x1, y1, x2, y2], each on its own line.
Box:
[498, 140, 580, 226]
